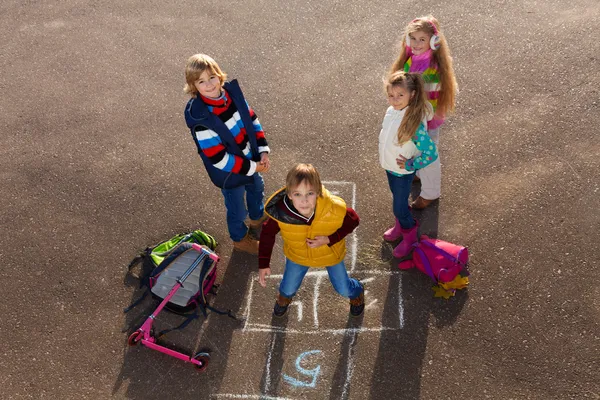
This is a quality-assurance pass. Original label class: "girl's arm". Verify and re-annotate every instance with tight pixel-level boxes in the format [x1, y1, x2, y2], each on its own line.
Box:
[405, 125, 439, 171]
[258, 217, 280, 269]
[327, 208, 360, 246]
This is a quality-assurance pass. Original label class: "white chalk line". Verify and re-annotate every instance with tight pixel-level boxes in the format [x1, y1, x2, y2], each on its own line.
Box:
[365, 299, 378, 309]
[313, 275, 322, 329]
[243, 324, 399, 335]
[263, 331, 278, 393]
[323, 181, 358, 274]
[341, 331, 358, 400]
[398, 274, 404, 329]
[262, 269, 403, 280]
[211, 395, 294, 400]
[322, 181, 355, 186]
[290, 301, 303, 321]
[243, 269, 405, 333]
[242, 277, 255, 330]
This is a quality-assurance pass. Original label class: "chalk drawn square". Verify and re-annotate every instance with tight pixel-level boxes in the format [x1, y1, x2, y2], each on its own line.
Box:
[243, 269, 405, 334]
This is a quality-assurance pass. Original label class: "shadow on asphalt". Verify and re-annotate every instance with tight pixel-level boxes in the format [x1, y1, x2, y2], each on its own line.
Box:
[411, 181, 440, 239]
[367, 190, 468, 399]
[329, 315, 364, 400]
[113, 248, 255, 399]
[259, 314, 289, 396]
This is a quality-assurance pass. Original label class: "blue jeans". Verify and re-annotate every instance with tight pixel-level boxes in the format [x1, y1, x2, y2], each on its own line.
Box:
[279, 258, 363, 299]
[386, 171, 416, 229]
[221, 173, 265, 241]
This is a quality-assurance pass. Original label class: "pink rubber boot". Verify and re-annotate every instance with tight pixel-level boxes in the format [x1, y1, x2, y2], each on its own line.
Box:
[392, 223, 419, 258]
[383, 219, 402, 241]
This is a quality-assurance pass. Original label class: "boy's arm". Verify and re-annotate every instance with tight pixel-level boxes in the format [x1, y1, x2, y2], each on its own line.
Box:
[247, 104, 270, 155]
[327, 208, 360, 246]
[259, 217, 280, 269]
[194, 126, 258, 176]
[405, 125, 439, 172]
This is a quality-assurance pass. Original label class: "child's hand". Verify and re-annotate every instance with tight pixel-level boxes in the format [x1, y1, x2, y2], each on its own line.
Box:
[260, 152, 271, 168]
[256, 163, 267, 173]
[396, 155, 408, 169]
[306, 236, 330, 248]
[256, 152, 270, 173]
[258, 267, 271, 287]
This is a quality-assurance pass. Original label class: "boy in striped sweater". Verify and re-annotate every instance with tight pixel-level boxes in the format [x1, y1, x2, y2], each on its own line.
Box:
[184, 54, 271, 255]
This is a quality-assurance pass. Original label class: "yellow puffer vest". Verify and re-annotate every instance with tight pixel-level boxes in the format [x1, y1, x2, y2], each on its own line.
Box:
[265, 187, 347, 267]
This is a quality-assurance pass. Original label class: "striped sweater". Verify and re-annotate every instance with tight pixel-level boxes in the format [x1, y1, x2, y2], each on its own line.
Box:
[194, 90, 270, 176]
[404, 49, 444, 130]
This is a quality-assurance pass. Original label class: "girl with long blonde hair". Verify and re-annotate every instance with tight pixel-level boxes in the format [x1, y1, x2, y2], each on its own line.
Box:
[379, 71, 438, 259]
[390, 15, 458, 209]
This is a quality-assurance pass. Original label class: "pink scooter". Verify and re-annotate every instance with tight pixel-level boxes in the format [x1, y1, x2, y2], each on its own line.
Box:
[127, 244, 218, 372]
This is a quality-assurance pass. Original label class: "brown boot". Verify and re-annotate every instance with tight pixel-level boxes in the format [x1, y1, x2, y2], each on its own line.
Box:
[233, 233, 259, 255]
[411, 196, 435, 210]
[273, 294, 293, 317]
[349, 285, 365, 317]
[248, 214, 269, 230]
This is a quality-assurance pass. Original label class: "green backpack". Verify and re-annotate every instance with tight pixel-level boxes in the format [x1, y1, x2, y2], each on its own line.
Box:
[127, 229, 218, 281]
[124, 229, 236, 334]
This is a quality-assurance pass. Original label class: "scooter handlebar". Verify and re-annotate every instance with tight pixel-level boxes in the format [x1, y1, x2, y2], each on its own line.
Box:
[192, 243, 220, 262]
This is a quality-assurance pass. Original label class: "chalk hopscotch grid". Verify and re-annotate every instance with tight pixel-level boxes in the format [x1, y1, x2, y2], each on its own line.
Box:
[214, 181, 404, 400]
[243, 270, 405, 334]
[242, 181, 405, 333]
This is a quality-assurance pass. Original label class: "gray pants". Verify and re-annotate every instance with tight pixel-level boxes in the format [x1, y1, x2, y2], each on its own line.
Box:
[415, 127, 441, 200]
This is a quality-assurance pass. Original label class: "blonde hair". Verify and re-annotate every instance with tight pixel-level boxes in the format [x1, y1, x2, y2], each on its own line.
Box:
[390, 15, 458, 116]
[183, 54, 228, 98]
[286, 163, 323, 197]
[384, 71, 428, 145]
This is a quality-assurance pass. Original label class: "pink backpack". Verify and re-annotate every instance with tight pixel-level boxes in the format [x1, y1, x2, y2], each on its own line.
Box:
[399, 235, 470, 298]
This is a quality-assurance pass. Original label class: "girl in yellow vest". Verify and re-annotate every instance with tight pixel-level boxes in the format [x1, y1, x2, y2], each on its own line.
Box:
[258, 163, 365, 317]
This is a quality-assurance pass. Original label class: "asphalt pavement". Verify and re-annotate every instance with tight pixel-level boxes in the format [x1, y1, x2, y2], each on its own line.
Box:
[1, 0, 599, 399]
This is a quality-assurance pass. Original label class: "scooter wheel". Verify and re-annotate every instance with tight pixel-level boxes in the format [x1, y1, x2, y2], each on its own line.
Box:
[192, 352, 210, 372]
[128, 331, 143, 346]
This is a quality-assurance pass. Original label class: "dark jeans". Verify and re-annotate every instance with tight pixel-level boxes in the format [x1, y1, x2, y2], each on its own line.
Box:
[386, 171, 416, 229]
[220, 173, 265, 241]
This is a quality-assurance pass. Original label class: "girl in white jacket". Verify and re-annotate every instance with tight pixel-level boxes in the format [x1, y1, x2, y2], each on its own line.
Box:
[379, 71, 438, 258]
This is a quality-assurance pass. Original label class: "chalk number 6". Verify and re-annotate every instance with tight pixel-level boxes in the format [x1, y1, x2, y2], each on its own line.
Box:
[282, 350, 323, 388]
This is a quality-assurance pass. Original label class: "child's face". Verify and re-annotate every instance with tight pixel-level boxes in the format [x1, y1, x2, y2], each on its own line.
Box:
[194, 69, 222, 99]
[288, 180, 317, 218]
[387, 85, 414, 110]
[408, 30, 431, 56]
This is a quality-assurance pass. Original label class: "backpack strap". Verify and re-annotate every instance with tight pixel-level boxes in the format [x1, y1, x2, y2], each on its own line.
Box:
[127, 247, 152, 283]
[413, 246, 438, 283]
[420, 240, 468, 268]
[123, 290, 149, 313]
[417, 240, 468, 282]
[205, 304, 240, 320]
[158, 310, 200, 338]
[196, 256, 240, 320]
